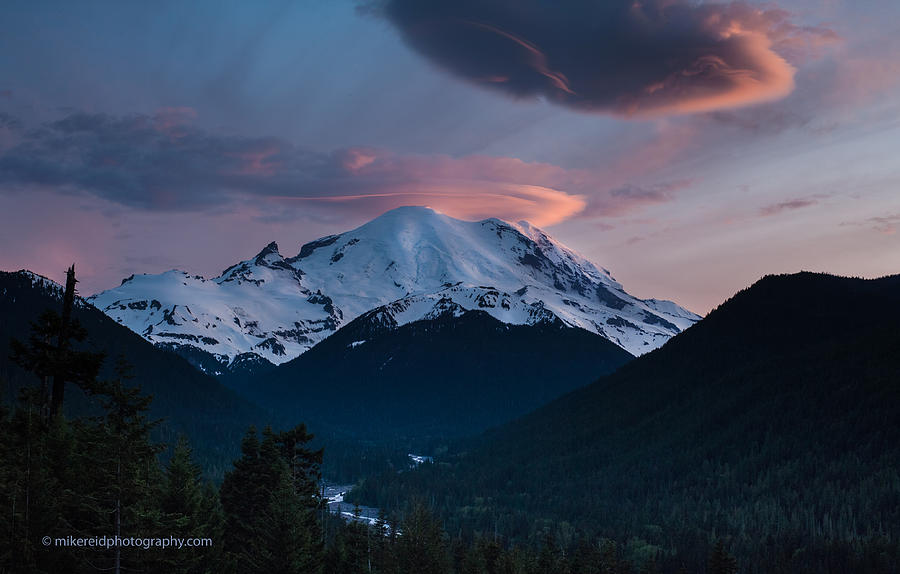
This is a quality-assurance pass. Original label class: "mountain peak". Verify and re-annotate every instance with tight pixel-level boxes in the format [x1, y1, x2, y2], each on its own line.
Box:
[254, 241, 280, 262]
[358, 205, 449, 230]
[376, 205, 441, 218]
[89, 207, 699, 365]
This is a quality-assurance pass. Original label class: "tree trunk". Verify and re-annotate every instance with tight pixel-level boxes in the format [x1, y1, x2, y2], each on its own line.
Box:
[50, 265, 76, 417]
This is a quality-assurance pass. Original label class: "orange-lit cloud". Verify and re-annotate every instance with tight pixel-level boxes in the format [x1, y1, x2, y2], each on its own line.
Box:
[373, 0, 837, 116]
[274, 182, 586, 227]
[466, 21, 575, 97]
[627, 34, 795, 116]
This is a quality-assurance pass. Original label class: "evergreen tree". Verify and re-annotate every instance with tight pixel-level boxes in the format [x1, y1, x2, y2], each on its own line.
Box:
[536, 532, 564, 574]
[76, 358, 164, 573]
[220, 424, 323, 573]
[0, 399, 79, 572]
[707, 540, 738, 574]
[9, 265, 104, 419]
[395, 501, 450, 574]
[157, 435, 224, 573]
[1, 283, 167, 574]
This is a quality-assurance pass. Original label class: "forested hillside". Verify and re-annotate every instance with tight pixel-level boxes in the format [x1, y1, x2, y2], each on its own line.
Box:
[0, 270, 267, 478]
[350, 273, 900, 573]
[248, 308, 633, 444]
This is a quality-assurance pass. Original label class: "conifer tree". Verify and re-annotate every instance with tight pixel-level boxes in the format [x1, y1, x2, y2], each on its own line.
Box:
[395, 501, 450, 574]
[707, 540, 738, 574]
[220, 424, 323, 574]
[157, 435, 223, 573]
[78, 358, 163, 573]
[9, 265, 103, 419]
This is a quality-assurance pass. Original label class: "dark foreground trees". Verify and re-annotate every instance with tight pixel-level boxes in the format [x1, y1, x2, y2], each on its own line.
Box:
[0, 274, 319, 574]
[219, 425, 323, 573]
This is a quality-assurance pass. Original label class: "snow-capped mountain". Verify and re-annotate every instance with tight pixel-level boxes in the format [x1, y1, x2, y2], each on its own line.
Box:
[88, 206, 699, 368]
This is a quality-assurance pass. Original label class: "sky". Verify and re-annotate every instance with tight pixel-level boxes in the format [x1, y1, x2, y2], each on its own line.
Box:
[1, 0, 898, 314]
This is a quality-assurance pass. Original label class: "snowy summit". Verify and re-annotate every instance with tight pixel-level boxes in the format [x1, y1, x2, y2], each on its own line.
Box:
[88, 207, 699, 369]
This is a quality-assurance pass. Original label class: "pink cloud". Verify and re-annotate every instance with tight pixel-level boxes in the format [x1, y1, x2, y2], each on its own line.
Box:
[274, 182, 586, 227]
[846, 213, 900, 235]
[343, 149, 378, 172]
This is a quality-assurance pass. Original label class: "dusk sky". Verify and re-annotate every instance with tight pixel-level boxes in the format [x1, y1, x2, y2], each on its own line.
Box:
[1, 0, 899, 313]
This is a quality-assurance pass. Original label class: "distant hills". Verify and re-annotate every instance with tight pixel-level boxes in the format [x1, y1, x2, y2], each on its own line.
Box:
[349, 272, 900, 573]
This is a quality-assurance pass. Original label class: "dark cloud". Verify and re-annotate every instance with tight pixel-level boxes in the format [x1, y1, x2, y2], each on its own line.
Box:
[0, 110, 587, 225]
[0, 110, 368, 210]
[367, 0, 836, 116]
[758, 197, 818, 216]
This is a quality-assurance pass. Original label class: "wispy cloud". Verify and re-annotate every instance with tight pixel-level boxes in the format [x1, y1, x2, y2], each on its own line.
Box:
[844, 213, 900, 235]
[758, 197, 819, 217]
[580, 180, 693, 218]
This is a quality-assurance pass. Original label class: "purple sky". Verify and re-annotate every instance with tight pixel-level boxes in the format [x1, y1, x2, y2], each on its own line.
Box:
[1, 0, 898, 313]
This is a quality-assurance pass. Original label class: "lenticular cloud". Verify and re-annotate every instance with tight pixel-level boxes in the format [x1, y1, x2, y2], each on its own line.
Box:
[371, 0, 835, 116]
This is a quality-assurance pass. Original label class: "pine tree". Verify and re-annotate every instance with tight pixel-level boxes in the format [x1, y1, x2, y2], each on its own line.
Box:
[395, 501, 450, 574]
[0, 400, 79, 573]
[9, 265, 104, 419]
[78, 358, 164, 573]
[156, 435, 223, 573]
[220, 424, 324, 573]
[707, 540, 738, 574]
[599, 539, 621, 574]
[536, 532, 565, 574]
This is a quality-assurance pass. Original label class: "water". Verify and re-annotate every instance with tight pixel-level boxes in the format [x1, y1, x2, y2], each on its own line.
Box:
[323, 484, 383, 526]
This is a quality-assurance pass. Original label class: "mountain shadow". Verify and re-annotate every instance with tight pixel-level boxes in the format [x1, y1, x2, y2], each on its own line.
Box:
[245, 308, 634, 447]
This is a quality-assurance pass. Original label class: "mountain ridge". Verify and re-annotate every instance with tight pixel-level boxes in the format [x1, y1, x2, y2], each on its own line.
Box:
[88, 206, 698, 370]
